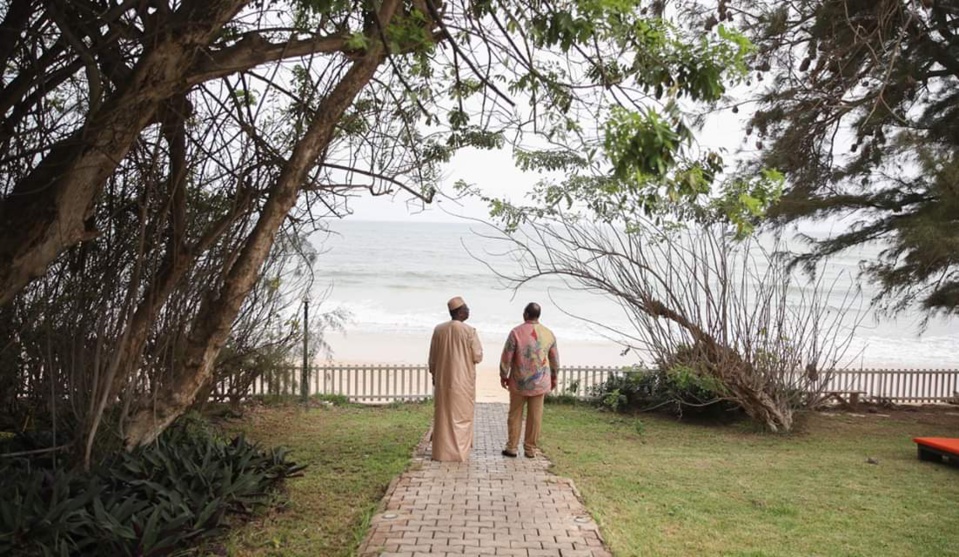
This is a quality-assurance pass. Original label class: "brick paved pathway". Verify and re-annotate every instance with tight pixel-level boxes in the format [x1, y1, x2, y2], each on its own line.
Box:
[358, 403, 612, 556]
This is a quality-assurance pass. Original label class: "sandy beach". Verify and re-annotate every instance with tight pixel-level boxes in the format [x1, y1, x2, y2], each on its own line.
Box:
[318, 329, 640, 403]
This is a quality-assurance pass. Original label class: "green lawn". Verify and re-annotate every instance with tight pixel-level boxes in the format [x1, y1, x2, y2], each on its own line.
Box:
[541, 404, 959, 557]
[217, 401, 432, 556]
[212, 400, 958, 556]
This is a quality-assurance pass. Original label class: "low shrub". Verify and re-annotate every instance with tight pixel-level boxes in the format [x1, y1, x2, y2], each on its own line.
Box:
[547, 379, 584, 405]
[312, 393, 351, 406]
[547, 393, 582, 405]
[0, 417, 305, 556]
[592, 366, 741, 420]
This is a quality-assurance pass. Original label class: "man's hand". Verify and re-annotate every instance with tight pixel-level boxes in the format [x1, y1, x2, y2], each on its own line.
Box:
[500, 376, 509, 390]
[550, 376, 557, 391]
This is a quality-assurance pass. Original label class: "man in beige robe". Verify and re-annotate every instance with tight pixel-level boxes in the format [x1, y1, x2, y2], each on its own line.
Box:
[428, 296, 483, 462]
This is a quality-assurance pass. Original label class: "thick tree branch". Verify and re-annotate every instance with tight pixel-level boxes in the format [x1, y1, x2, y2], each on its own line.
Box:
[187, 32, 350, 86]
[0, 0, 252, 308]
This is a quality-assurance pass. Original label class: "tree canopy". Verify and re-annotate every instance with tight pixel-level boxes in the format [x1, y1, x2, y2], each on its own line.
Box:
[0, 0, 754, 456]
[709, 0, 959, 317]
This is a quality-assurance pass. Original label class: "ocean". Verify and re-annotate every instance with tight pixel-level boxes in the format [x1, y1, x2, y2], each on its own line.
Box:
[308, 219, 959, 369]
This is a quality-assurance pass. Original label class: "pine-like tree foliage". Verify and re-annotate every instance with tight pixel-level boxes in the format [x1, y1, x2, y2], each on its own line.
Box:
[732, 0, 959, 316]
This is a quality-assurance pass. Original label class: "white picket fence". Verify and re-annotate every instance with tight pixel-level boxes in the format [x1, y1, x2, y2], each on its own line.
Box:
[554, 366, 959, 404]
[232, 364, 959, 404]
[823, 369, 959, 404]
[555, 366, 625, 397]
[245, 364, 433, 403]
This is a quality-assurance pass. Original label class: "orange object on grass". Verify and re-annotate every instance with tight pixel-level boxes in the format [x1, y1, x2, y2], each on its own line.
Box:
[913, 437, 959, 454]
[914, 437, 959, 464]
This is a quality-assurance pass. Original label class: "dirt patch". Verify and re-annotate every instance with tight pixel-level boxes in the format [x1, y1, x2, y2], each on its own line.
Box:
[818, 403, 959, 428]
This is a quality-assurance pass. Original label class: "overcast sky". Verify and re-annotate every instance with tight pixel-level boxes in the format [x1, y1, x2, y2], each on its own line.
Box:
[344, 99, 862, 240]
[346, 91, 763, 223]
[346, 146, 533, 223]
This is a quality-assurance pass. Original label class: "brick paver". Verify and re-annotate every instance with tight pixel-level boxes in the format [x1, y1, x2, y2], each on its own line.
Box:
[358, 403, 612, 557]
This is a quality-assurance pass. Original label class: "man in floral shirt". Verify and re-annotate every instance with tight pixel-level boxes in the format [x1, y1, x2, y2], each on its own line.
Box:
[499, 302, 559, 458]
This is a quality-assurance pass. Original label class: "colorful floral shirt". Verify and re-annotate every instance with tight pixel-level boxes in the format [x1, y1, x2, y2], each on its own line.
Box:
[499, 321, 560, 396]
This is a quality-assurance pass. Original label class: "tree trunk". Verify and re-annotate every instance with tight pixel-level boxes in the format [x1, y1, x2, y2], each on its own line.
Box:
[0, 0, 249, 308]
[0, 0, 34, 73]
[123, 0, 403, 447]
[724, 375, 793, 432]
[0, 306, 20, 412]
[77, 91, 256, 465]
[646, 297, 794, 432]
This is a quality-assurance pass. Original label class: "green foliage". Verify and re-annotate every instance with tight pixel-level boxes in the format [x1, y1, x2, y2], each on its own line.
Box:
[525, 4, 751, 102]
[471, 142, 783, 234]
[732, 0, 959, 315]
[385, 10, 435, 55]
[592, 363, 739, 420]
[605, 105, 689, 180]
[530, 8, 597, 52]
[232, 89, 258, 107]
[312, 393, 351, 406]
[345, 32, 369, 51]
[601, 386, 628, 412]
[514, 148, 587, 172]
[547, 378, 583, 405]
[0, 419, 304, 556]
[469, 7, 776, 235]
[547, 392, 583, 405]
[666, 364, 726, 397]
[714, 168, 784, 238]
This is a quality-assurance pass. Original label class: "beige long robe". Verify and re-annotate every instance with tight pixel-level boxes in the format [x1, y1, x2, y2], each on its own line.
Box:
[428, 320, 483, 462]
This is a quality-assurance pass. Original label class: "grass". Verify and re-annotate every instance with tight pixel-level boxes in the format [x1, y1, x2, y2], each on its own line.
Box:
[210, 398, 958, 556]
[216, 400, 431, 556]
[541, 404, 959, 557]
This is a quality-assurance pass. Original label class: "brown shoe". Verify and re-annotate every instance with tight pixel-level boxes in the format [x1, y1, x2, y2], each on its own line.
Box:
[502, 449, 518, 458]
[524, 449, 537, 458]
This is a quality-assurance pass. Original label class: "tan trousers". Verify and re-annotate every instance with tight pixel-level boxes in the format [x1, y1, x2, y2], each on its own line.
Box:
[506, 391, 545, 453]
